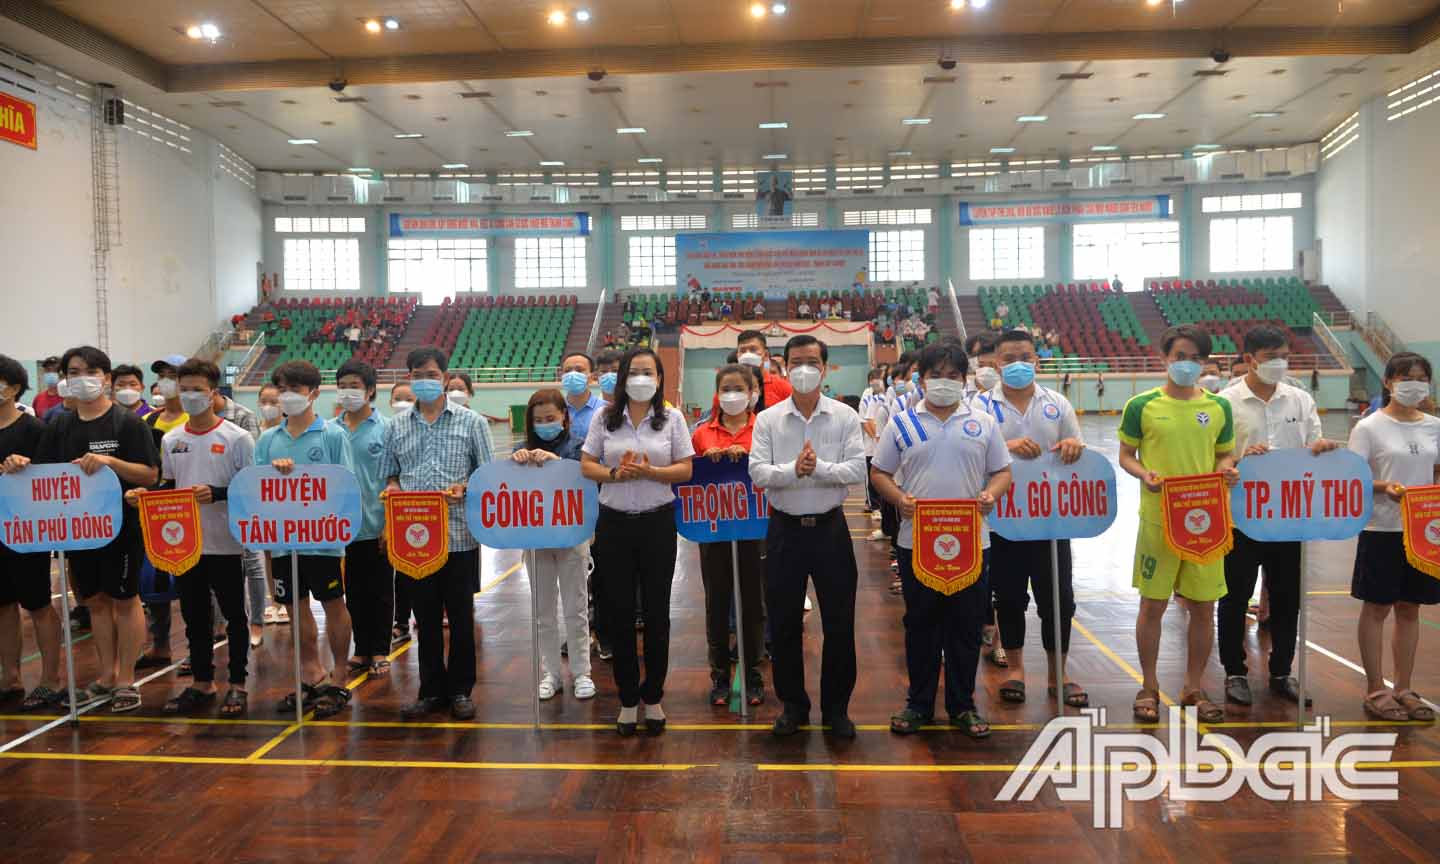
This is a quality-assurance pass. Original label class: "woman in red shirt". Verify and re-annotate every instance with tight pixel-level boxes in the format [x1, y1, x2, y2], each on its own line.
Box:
[691, 364, 766, 707]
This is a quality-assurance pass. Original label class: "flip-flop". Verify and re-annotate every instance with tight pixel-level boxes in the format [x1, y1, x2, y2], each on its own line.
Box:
[952, 710, 991, 740]
[1048, 682, 1090, 708]
[999, 679, 1026, 703]
[1181, 688, 1224, 724]
[1133, 688, 1160, 723]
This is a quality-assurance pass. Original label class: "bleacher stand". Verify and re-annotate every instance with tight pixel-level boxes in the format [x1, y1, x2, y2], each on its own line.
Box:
[1147, 276, 1326, 364]
[427, 295, 576, 382]
[245, 296, 418, 379]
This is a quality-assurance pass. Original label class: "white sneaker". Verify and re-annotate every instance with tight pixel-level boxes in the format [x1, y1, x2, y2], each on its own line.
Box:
[803, 595, 813, 612]
[538, 673, 560, 701]
[868, 529, 885, 541]
[574, 674, 596, 700]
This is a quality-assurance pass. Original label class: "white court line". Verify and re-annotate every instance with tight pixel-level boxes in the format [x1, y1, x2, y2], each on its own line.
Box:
[0, 638, 227, 754]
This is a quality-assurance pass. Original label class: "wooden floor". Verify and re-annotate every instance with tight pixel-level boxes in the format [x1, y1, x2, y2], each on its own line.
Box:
[3, 416, 1439, 862]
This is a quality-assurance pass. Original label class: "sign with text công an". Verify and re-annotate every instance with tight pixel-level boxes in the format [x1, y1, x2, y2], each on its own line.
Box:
[0, 91, 37, 150]
[990, 450, 1118, 542]
[464, 459, 597, 550]
[226, 465, 362, 552]
[0, 465, 121, 553]
[1231, 449, 1373, 542]
[672, 456, 771, 543]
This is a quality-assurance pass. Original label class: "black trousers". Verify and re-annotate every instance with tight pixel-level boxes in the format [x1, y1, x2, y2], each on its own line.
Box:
[394, 576, 411, 631]
[764, 508, 857, 719]
[698, 539, 765, 684]
[147, 600, 173, 653]
[344, 539, 395, 659]
[864, 457, 877, 510]
[410, 548, 479, 700]
[175, 555, 248, 685]
[1219, 531, 1301, 678]
[898, 547, 989, 718]
[990, 535, 1075, 654]
[594, 505, 678, 707]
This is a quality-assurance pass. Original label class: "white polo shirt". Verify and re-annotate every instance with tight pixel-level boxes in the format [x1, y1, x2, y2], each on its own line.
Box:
[975, 384, 1082, 450]
[582, 404, 694, 513]
[750, 394, 866, 516]
[161, 418, 256, 556]
[1217, 377, 1322, 454]
[871, 400, 1011, 550]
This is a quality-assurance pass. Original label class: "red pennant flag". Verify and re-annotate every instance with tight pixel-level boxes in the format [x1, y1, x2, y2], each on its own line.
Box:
[1160, 473, 1234, 565]
[385, 491, 450, 580]
[910, 499, 984, 596]
[136, 489, 203, 576]
[1402, 484, 1440, 580]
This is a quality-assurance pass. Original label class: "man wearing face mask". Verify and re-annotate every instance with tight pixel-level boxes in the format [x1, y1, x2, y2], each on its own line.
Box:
[980, 330, 1088, 709]
[587, 349, 623, 661]
[860, 367, 886, 518]
[1199, 362, 1226, 395]
[750, 335, 867, 738]
[145, 355, 190, 444]
[559, 352, 604, 441]
[736, 330, 793, 410]
[111, 366, 154, 419]
[4, 346, 160, 713]
[965, 332, 1002, 406]
[41, 377, 75, 425]
[1217, 326, 1337, 708]
[30, 357, 63, 419]
[254, 360, 356, 720]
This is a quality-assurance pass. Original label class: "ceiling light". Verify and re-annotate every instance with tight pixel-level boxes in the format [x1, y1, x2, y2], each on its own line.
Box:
[540, 161, 566, 167]
[1193, 144, 1222, 150]
[758, 121, 789, 129]
[1016, 115, 1048, 123]
[1092, 144, 1119, 151]
[638, 157, 664, 163]
[762, 153, 788, 160]
[750, 3, 767, 18]
[384, 17, 400, 30]
[348, 167, 371, 173]
[442, 163, 468, 169]
[971, 0, 989, 7]
[287, 138, 318, 145]
[1133, 113, 1166, 120]
[393, 132, 424, 139]
[1250, 111, 1283, 118]
[889, 150, 912, 157]
[950, 0, 966, 9]
[575, 9, 591, 23]
[364, 19, 382, 33]
[771, 2, 788, 13]
[616, 127, 647, 135]
[1147, 0, 1163, 6]
[505, 130, 535, 137]
[902, 117, 932, 125]
[990, 147, 1015, 154]
[548, 10, 568, 26]
[199, 22, 221, 40]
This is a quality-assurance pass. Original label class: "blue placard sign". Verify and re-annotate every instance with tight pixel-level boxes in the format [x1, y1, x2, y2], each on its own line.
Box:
[989, 450, 1118, 541]
[227, 464, 362, 551]
[0, 464, 123, 553]
[672, 456, 771, 543]
[1231, 448, 1373, 542]
[465, 459, 598, 550]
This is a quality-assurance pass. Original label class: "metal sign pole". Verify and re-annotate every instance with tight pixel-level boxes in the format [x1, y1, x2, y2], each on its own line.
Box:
[1050, 539, 1065, 714]
[57, 551, 79, 725]
[527, 550, 541, 732]
[731, 540, 748, 718]
[290, 552, 304, 727]
[1297, 544, 1308, 731]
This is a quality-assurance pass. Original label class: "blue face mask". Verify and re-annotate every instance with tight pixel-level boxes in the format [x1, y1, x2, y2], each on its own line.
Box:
[1168, 360, 1203, 388]
[1001, 361, 1036, 389]
[42, 372, 58, 389]
[561, 371, 589, 396]
[412, 379, 445, 403]
[599, 372, 617, 395]
[910, 371, 920, 385]
[533, 421, 565, 442]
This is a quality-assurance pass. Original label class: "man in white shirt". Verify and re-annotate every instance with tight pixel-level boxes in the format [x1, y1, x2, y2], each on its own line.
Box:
[981, 330, 1089, 709]
[1217, 325, 1338, 708]
[860, 368, 886, 527]
[750, 335, 866, 738]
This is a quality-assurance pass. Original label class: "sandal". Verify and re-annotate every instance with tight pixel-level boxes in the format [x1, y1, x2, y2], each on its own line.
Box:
[1393, 689, 1436, 722]
[747, 678, 765, 707]
[952, 710, 991, 740]
[110, 686, 142, 713]
[311, 684, 352, 719]
[369, 658, 391, 677]
[984, 644, 1009, 668]
[1049, 682, 1090, 708]
[889, 707, 933, 735]
[1133, 688, 1160, 723]
[220, 689, 248, 717]
[20, 685, 64, 712]
[1181, 688, 1224, 724]
[277, 682, 321, 714]
[347, 658, 369, 676]
[163, 686, 217, 715]
[1363, 689, 1409, 721]
[82, 681, 115, 706]
[709, 682, 728, 707]
[999, 679, 1026, 704]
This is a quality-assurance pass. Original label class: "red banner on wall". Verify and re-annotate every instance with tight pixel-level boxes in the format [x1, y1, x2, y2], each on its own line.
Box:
[1401, 484, 1440, 580]
[910, 499, 984, 595]
[0, 91, 37, 150]
[1161, 473, 1234, 565]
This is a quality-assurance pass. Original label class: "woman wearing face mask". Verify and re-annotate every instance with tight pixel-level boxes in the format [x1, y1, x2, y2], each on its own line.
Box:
[513, 389, 595, 703]
[1348, 352, 1440, 722]
[446, 373, 475, 412]
[388, 383, 415, 418]
[257, 384, 284, 432]
[691, 365, 766, 708]
[580, 348, 694, 736]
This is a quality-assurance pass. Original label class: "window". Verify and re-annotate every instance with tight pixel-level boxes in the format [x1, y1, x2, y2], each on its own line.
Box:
[274, 216, 365, 233]
[730, 211, 820, 229]
[1072, 221, 1179, 290]
[869, 230, 925, 282]
[627, 236, 676, 287]
[968, 227, 1044, 281]
[1210, 216, 1294, 272]
[515, 237, 587, 289]
[620, 214, 708, 231]
[387, 238, 487, 304]
[283, 238, 361, 292]
[843, 208, 932, 226]
[1201, 192, 1302, 213]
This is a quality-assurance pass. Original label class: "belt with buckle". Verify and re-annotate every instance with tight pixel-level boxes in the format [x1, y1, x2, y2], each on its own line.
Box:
[777, 508, 838, 528]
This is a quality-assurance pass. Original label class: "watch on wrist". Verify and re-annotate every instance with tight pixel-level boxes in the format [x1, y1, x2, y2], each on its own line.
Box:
[609, 465, 619, 480]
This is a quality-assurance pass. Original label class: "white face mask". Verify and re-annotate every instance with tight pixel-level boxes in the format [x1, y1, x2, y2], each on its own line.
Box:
[114, 388, 143, 407]
[156, 378, 179, 399]
[259, 403, 281, 422]
[718, 391, 750, 416]
[924, 377, 965, 408]
[1255, 358, 1289, 386]
[1392, 380, 1431, 408]
[626, 375, 658, 403]
[390, 401, 414, 414]
[737, 352, 764, 369]
[179, 391, 212, 416]
[974, 367, 1001, 392]
[447, 390, 471, 407]
[56, 378, 71, 399]
[788, 364, 822, 395]
[337, 389, 368, 413]
[1198, 375, 1223, 393]
[67, 376, 104, 403]
[278, 392, 312, 417]
[151, 393, 167, 409]
[747, 391, 759, 409]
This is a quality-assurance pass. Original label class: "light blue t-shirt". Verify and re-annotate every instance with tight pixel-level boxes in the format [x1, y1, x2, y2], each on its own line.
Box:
[254, 416, 355, 557]
[329, 410, 389, 542]
[567, 393, 605, 443]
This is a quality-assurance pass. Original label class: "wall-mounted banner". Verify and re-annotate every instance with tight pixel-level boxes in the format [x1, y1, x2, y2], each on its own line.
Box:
[388, 213, 590, 238]
[911, 499, 984, 595]
[959, 196, 1169, 226]
[673, 456, 770, 543]
[227, 465, 362, 552]
[0, 465, 121, 553]
[1231, 449, 1373, 542]
[990, 450, 1117, 542]
[0, 91, 37, 150]
[1161, 473, 1234, 565]
[385, 491, 450, 580]
[1401, 484, 1440, 580]
[755, 171, 794, 221]
[135, 490, 203, 576]
[676, 230, 870, 301]
[465, 459, 597, 550]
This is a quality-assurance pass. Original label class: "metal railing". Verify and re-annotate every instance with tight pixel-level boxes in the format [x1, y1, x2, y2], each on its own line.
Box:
[283, 366, 564, 387]
[1036, 352, 1346, 375]
[1311, 312, 1347, 367]
[1322, 309, 1354, 329]
[1363, 311, 1402, 363]
[586, 284, 608, 355]
[946, 278, 968, 343]
[227, 331, 268, 386]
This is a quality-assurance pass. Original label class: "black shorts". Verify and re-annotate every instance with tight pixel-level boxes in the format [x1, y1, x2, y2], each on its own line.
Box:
[1352, 531, 1440, 606]
[272, 555, 345, 605]
[69, 539, 141, 601]
[0, 551, 52, 611]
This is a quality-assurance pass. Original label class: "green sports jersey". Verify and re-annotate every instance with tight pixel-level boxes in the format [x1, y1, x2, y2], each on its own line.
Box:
[1118, 387, 1235, 523]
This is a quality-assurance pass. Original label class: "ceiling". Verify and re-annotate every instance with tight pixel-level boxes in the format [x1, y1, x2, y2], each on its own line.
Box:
[2, 0, 1440, 174]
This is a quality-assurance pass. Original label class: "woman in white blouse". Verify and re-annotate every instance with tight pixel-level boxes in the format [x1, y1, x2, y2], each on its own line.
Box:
[580, 348, 694, 736]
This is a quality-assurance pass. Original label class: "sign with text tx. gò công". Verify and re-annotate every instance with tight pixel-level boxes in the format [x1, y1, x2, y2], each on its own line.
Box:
[227, 465, 362, 552]
[0, 464, 121, 552]
[989, 450, 1117, 542]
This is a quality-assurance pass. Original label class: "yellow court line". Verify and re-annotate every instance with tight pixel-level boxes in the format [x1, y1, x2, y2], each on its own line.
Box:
[0, 751, 715, 772]
[1070, 618, 1176, 707]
